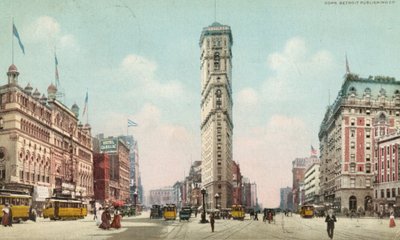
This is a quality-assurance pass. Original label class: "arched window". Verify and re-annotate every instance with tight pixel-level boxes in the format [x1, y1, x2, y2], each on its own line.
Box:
[349, 196, 357, 211]
[214, 52, 220, 70]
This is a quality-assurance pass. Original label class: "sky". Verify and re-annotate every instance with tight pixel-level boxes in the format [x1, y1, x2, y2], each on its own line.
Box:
[1, 0, 400, 207]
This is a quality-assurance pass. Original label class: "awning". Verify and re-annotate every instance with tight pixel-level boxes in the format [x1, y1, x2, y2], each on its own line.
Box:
[112, 200, 125, 207]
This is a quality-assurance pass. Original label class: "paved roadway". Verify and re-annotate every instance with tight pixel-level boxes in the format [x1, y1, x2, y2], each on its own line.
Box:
[1, 211, 400, 239]
[112, 212, 399, 240]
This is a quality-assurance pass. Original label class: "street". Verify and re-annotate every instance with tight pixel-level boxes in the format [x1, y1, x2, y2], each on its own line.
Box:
[1, 212, 399, 240]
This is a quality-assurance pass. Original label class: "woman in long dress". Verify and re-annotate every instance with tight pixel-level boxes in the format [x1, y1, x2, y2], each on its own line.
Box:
[111, 208, 122, 229]
[99, 208, 111, 230]
[95, 207, 103, 226]
[2, 203, 10, 226]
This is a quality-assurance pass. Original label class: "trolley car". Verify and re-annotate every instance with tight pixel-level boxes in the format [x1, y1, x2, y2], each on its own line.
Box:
[300, 205, 315, 218]
[231, 205, 245, 220]
[43, 196, 87, 220]
[0, 189, 32, 223]
[163, 204, 177, 220]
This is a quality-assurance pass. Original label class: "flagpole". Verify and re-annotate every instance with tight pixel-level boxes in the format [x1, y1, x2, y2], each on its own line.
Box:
[12, 18, 14, 64]
[86, 90, 89, 125]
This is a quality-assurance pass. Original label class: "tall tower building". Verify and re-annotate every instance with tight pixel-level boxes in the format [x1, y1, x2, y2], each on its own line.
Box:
[200, 22, 233, 209]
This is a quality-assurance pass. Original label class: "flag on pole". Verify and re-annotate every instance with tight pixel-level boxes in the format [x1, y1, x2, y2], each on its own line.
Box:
[345, 54, 350, 74]
[82, 91, 88, 116]
[311, 145, 317, 155]
[128, 119, 138, 127]
[55, 53, 60, 86]
[13, 23, 25, 54]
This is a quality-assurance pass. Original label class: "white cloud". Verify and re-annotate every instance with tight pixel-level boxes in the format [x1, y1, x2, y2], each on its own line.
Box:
[121, 54, 157, 82]
[262, 37, 335, 102]
[59, 34, 77, 49]
[237, 87, 259, 107]
[26, 16, 77, 49]
[119, 54, 187, 100]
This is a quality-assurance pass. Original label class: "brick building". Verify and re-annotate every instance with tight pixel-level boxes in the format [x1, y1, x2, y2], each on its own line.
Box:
[319, 73, 400, 212]
[93, 153, 109, 202]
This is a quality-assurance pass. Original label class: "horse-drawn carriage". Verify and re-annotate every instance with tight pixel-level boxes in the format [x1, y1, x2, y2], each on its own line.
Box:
[150, 205, 163, 219]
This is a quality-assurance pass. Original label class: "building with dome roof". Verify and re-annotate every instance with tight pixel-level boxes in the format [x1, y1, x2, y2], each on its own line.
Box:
[0, 64, 93, 208]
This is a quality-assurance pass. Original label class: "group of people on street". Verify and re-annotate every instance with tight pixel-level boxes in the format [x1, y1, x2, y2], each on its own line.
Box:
[96, 206, 122, 230]
[1, 203, 13, 227]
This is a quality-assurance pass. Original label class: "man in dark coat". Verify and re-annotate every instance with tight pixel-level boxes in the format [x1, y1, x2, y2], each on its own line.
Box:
[325, 210, 337, 239]
[209, 212, 215, 232]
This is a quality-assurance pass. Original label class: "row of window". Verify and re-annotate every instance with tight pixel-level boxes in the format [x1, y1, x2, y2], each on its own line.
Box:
[19, 170, 50, 183]
[376, 188, 400, 199]
[0, 197, 30, 206]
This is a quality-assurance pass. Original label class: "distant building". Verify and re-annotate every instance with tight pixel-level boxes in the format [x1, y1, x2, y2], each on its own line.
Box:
[118, 135, 143, 204]
[185, 161, 202, 207]
[93, 135, 130, 203]
[250, 182, 257, 208]
[373, 130, 400, 213]
[280, 187, 292, 210]
[292, 158, 309, 210]
[304, 160, 321, 205]
[149, 187, 175, 206]
[232, 161, 242, 205]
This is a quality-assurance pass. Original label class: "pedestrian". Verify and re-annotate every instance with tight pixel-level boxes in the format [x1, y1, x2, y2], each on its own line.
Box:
[267, 210, 273, 224]
[8, 204, 13, 227]
[111, 208, 122, 229]
[99, 207, 111, 230]
[194, 209, 197, 218]
[390, 212, 396, 228]
[209, 212, 215, 232]
[2, 203, 10, 226]
[96, 207, 103, 226]
[325, 209, 337, 240]
[93, 206, 97, 221]
[254, 211, 258, 221]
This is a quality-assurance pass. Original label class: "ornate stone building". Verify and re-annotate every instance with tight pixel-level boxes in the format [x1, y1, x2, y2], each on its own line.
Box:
[0, 64, 93, 205]
[319, 73, 400, 212]
[200, 22, 233, 209]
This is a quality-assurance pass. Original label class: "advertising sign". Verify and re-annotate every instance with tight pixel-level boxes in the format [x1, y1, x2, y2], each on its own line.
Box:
[100, 138, 117, 153]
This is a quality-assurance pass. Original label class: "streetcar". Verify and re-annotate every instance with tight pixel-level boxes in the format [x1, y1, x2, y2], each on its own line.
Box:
[43, 196, 87, 220]
[0, 189, 32, 222]
[231, 204, 245, 220]
[300, 205, 315, 218]
[163, 204, 177, 220]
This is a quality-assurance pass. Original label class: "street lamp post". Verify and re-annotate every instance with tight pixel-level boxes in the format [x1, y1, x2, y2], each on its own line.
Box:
[200, 188, 208, 223]
[133, 191, 138, 216]
[215, 193, 220, 209]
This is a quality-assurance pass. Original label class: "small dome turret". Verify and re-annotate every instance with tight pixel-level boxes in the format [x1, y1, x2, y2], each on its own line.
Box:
[71, 103, 79, 118]
[47, 83, 57, 101]
[33, 88, 41, 100]
[8, 64, 18, 73]
[40, 94, 47, 105]
[7, 64, 19, 85]
[24, 83, 33, 95]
